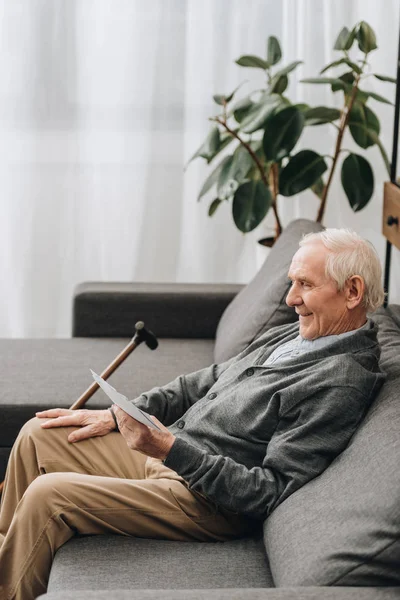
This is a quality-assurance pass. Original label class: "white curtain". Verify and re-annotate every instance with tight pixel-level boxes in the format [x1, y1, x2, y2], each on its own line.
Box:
[0, 0, 399, 337]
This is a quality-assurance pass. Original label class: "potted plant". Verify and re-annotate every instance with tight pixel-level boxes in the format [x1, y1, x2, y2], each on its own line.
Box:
[188, 22, 395, 246]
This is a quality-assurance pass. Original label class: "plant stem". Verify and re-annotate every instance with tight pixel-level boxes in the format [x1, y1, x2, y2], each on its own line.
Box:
[316, 68, 363, 223]
[215, 117, 282, 236]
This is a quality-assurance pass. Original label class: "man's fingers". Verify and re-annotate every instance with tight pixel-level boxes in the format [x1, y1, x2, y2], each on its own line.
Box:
[40, 415, 82, 429]
[68, 425, 98, 443]
[36, 408, 73, 418]
[150, 415, 169, 432]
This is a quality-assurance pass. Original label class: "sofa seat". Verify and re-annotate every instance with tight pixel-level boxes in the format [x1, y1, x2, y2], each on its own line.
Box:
[0, 337, 214, 479]
[47, 535, 273, 591]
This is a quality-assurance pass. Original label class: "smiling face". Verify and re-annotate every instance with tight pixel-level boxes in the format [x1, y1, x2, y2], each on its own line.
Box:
[286, 241, 366, 340]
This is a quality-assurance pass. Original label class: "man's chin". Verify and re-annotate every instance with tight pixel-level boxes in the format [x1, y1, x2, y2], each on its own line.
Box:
[299, 320, 316, 340]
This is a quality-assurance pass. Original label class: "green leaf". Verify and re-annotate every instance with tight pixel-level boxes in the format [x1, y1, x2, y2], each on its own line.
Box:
[213, 94, 226, 106]
[366, 90, 394, 105]
[197, 155, 232, 201]
[348, 102, 380, 149]
[187, 126, 221, 165]
[267, 36, 282, 66]
[249, 138, 263, 155]
[208, 198, 222, 216]
[354, 88, 369, 104]
[217, 154, 236, 198]
[217, 146, 253, 198]
[294, 103, 310, 112]
[332, 26, 357, 51]
[279, 150, 328, 196]
[232, 96, 255, 123]
[272, 96, 292, 113]
[207, 132, 236, 165]
[344, 27, 357, 50]
[311, 177, 325, 199]
[239, 94, 282, 133]
[213, 82, 246, 106]
[304, 106, 341, 126]
[205, 127, 220, 157]
[232, 181, 272, 233]
[225, 83, 244, 103]
[235, 55, 269, 69]
[341, 153, 374, 211]
[348, 127, 390, 177]
[333, 27, 351, 50]
[331, 71, 355, 92]
[262, 105, 305, 161]
[373, 73, 397, 83]
[356, 21, 377, 54]
[274, 60, 303, 78]
[268, 74, 288, 94]
[320, 57, 362, 75]
[301, 77, 343, 85]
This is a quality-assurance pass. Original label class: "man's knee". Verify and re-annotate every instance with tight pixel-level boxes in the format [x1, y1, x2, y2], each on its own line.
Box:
[19, 416, 44, 439]
[11, 417, 66, 468]
[11, 417, 45, 457]
[17, 416, 66, 447]
[18, 473, 72, 515]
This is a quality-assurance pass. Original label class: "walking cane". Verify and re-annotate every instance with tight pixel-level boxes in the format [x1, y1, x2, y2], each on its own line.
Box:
[0, 321, 158, 496]
[69, 321, 158, 409]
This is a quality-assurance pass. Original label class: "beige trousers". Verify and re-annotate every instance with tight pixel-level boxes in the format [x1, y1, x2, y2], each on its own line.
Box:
[0, 418, 254, 600]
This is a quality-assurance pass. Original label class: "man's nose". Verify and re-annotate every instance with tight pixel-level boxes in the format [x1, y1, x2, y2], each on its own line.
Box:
[286, 284, 302, 307]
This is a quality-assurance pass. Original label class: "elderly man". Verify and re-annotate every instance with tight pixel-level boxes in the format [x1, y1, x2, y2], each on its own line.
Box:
[0, 229, 386, 600]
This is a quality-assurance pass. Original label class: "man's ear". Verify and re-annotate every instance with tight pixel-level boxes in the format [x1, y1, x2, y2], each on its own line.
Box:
[345, 275, 365, 309]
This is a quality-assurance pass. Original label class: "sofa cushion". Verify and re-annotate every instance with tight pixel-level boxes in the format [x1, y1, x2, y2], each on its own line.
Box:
[214, 219, 324, 363]
[48, 535, 273, 590]
[264, 305, 400, 587]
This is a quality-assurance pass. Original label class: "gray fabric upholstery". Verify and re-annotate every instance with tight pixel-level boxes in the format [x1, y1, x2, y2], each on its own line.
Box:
[0, 337, 213, 461]
[38, 587, 400, 600]
[264, 305, 400, 587]
[48, 535, 273, 590]
[73, 282, 243, 338]
[214, 219, 324, 363]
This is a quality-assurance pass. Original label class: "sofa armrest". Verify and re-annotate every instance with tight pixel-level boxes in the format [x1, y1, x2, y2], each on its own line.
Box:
[72, 282, 243, 339]
[38, 587, 400, 600]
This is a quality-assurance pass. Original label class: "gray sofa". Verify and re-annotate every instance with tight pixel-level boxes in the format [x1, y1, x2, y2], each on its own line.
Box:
[0, 219, 399, 599]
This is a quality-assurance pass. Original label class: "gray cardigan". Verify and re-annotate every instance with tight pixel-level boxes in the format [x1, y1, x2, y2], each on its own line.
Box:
[134, 321, 385, 520]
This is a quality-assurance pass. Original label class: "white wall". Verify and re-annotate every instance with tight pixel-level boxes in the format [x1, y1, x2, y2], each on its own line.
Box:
[0, 0, 399, 337]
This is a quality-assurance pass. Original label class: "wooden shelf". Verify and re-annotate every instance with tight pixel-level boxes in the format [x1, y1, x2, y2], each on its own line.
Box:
[383, 182, 400, 250]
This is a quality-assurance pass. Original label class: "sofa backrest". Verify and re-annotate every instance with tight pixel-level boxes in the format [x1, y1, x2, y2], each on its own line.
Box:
[264, 305, 400, 587]
[214, 219, 324, 363]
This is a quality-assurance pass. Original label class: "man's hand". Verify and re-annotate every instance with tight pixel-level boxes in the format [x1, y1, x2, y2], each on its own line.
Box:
[35, 409, 116, 443]
[113, 406, 176, 460]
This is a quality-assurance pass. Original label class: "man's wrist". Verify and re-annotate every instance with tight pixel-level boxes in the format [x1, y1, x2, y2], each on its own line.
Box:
[160, 434, 176, 461]
[108, 406, 119, 431]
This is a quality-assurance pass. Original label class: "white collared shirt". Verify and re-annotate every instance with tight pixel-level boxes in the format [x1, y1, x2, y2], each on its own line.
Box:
[263, 321, 369, 366]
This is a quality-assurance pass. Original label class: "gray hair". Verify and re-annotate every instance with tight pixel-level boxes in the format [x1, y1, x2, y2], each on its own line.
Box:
[299, 229, 385, 312]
